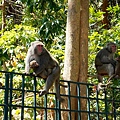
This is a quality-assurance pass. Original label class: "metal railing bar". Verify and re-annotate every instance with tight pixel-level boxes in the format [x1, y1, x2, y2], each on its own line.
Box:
[33, 76, 37, 120]
[9, 73, 13, 120]
[1, 70, 120, 88]
[112, 88, 117, 120]
[96, 90, 100, 120]
[44, 94, 47, 120]
[21, 74, 25, 120]
[68, 81, 71, 120]
[87, 84, 91, 120]
[104, 90, 108, 120]
[3, 73, 9, 120]
[77, 83, 81, 120]
[1, 71, 120, 120]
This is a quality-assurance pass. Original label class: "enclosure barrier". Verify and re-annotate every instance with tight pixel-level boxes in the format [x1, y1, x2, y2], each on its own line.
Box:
[0, 71, 120, 120]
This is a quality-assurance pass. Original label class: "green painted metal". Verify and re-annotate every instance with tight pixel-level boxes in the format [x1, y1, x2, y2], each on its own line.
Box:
[0, 71, 120, 120]
[4, 73, 9, 120]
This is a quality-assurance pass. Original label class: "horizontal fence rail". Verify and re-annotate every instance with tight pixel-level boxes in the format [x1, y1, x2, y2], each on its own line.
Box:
[0, 71, 120, 120]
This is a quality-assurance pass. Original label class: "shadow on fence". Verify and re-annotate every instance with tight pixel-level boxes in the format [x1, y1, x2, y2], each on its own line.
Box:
[0, 71, 120, 120]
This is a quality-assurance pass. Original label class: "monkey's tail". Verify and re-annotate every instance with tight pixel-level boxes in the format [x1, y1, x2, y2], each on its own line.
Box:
[107, 74, 116, 83]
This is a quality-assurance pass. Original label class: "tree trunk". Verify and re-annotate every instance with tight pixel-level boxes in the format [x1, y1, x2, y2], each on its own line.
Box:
[62, 1, 80, 119]
[62, 0, 89, 119]
[2, 0, 5, 31]
[102, 0, 109, 29]
[78, 0, 89, 119]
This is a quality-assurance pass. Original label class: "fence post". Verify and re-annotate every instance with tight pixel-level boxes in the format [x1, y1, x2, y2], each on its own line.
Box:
[33, 76, 37, 120]
[4, 73, 9, 120]
[9, 73, 13, 120]
[104, 89, 108, 120]
[21, 74, 25, 120]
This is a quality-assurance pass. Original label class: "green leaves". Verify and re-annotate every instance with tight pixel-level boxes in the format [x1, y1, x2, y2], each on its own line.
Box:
[0, 24, 39, 72]
[88, 4, 120, 84]
[22, 0, 67, 46]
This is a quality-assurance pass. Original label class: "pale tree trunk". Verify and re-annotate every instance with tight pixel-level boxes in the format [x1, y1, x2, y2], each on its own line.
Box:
[79, 0, 89, 119]
[62, 0, 89, 119]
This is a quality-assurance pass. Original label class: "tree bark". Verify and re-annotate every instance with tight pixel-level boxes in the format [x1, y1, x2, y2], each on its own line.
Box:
[62, 0, 80, 119]
[102, 0, 109, 29]
[2, 0, 5, 31]
[78, 0, 89, 119]
[62, 0, 89, 119]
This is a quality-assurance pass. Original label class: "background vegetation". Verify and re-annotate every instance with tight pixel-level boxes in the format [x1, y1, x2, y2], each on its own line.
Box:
[0, 0, 120, 119]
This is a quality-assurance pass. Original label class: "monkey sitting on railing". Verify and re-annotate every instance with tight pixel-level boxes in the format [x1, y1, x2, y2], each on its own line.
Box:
[94, 42, 120, 92]
[25, 41, 67, 102]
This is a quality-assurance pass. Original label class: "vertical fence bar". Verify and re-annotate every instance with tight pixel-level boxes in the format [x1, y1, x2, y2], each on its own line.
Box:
[9, 73, 13, 120]
[87, 84, 90, 120]
[21, 74, 25, 120]
[55, 96, 57, 120]
[96, 90, 100, 120]
[55, 94, 61, 120]
[44, 94, 47, 120]
[112, 87, 116, 120]
[68, 82, 71, 120]
[55, 98, 58, 120]
[33, 76, 37, 120]
[57, 101, 61, 120]
[4, 73, 9, 120]
[77, 83, 81, 120]
[104, 89, 108, 120]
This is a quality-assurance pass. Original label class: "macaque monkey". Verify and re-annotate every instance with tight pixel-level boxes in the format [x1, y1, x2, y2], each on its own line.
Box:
[29, 60, 52, 79]
[95, 42, 117, 82]
[30, 60, 39, 68]
[95, 56, 120, 92]
[25, 41, 66, 102]
[95, 42, 117, 91]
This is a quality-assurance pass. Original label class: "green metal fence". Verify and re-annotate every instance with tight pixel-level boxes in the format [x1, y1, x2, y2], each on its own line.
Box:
[0, 71, 120, 120]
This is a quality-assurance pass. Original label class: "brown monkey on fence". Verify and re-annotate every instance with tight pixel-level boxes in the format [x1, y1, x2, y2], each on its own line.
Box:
[95, 42, 117, 83]
[25, 41, 66, 102]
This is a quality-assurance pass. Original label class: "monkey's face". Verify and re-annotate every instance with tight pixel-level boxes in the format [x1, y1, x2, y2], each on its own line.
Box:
[31, 41, 45, 55]
[30, 60, 39, 68]
[107, 42, 117, 53]
[111, 44, 117, 53]
[35, 44, 44, 55]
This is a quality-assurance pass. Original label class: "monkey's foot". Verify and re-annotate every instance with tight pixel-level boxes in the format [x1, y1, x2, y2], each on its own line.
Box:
[39, 90, 47, 96]
[97, 83, 107, 93]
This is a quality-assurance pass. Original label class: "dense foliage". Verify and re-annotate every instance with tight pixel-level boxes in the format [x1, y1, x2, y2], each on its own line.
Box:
[0, 0, 120, 119]
[88, 4, 120, 83]
[88, 3, 120, 119]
